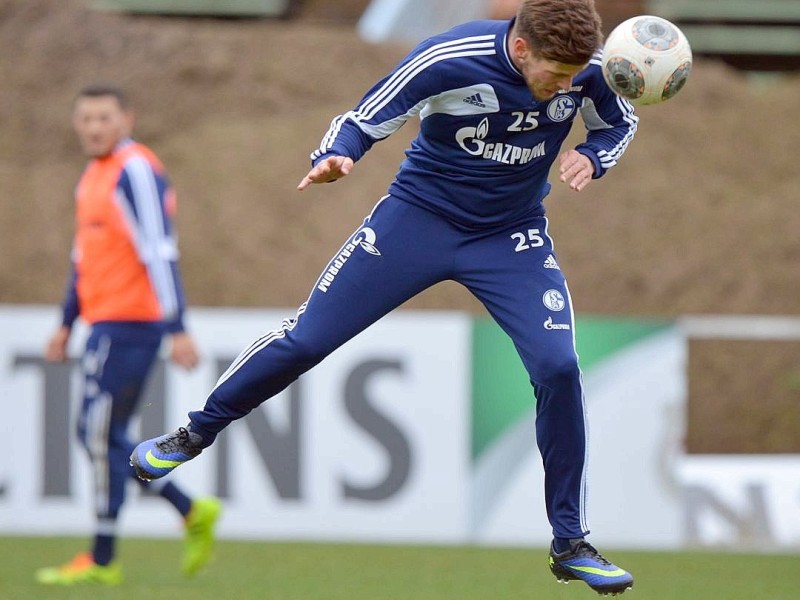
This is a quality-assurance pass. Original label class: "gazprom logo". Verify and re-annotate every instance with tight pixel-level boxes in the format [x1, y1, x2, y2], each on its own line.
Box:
[358, 227, 381, 256]
[317, 226, 381, 293]
[456, 117, 545, 165]
[456, 117, 491, 156]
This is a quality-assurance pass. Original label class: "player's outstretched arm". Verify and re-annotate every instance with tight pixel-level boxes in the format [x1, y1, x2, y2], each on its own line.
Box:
[297, 155, 354, 191]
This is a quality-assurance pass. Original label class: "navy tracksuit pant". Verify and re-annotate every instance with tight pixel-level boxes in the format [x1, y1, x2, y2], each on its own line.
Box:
[78, 322, 163, 521]
[192, 196, 589, 538]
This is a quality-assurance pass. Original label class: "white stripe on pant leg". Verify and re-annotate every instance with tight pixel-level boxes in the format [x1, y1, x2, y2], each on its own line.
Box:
[94, 335, 111, 381]
[563, 279, 589, 534]
[83, 334, 113, 518]
[543, 219, 589, 533]
[86, 391, 112, 517]
[214, 302, 307, 388]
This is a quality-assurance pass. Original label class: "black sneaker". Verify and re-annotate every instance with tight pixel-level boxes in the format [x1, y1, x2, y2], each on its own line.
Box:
[130, 427, 205, 480]
[549, 539, 634, 596]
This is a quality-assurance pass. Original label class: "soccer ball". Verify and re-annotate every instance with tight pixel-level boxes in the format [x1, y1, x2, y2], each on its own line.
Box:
[601, 15, 692, 105]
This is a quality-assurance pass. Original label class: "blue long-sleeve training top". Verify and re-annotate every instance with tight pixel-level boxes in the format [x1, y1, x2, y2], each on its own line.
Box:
[311, 19, 638, 228]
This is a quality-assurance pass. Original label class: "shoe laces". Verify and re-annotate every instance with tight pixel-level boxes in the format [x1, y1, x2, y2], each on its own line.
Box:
[570, 540, 612, 565]
[156, 427, 200, 454]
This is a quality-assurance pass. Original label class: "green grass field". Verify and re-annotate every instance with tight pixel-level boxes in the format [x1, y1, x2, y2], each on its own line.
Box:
[2, 537, 798, 600]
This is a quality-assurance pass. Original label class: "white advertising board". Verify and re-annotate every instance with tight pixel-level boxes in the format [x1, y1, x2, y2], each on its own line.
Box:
[2, 306, 799, 551]
[0, 306, 470, 542]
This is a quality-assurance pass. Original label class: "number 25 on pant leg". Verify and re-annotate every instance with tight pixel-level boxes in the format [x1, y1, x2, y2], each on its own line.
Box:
[511, 229, 544, 252]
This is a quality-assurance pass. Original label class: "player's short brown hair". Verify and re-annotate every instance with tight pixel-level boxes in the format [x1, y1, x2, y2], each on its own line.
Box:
[76, 82, 131, 110]
[515, 0, 602, 65]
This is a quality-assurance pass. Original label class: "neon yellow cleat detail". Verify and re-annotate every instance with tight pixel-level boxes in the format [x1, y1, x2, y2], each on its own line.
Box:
[182, 496, 222, 576]
[35, 552, 123, 586]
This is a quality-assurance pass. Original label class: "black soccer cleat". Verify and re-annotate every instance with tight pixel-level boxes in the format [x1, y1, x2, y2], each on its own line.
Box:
[130, 426, 205, 480]
[549, 539, 634, 596]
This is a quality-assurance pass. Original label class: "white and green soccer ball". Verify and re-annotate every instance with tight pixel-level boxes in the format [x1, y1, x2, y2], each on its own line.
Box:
[601, 15, 693, 105]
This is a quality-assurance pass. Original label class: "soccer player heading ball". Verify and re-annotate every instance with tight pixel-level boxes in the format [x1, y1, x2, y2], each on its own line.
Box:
[133, 0, 637, 594]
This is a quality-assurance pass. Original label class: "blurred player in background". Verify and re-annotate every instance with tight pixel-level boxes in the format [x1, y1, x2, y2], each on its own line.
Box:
[133, 0, 637, 594]
[37, 83, 221, 586]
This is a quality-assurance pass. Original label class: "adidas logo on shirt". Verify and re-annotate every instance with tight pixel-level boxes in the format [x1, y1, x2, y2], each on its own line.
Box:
[543, 254, 560, 270]
[463, 93, 486, 108]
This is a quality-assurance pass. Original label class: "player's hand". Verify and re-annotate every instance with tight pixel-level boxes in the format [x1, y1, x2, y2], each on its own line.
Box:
[44, 325, 71, 362]
[169, 331, 200, 370]
[558, 149, 595, 192]
[297, 156, 354, 191]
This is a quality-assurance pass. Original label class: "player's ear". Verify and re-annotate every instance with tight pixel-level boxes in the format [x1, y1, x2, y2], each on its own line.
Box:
[512, 36, 530, 61]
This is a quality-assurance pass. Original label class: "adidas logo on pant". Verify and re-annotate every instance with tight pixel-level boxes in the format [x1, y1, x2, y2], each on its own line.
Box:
[543, 254, 560, 270]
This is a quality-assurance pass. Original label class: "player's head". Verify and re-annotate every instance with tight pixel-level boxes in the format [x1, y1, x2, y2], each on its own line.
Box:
[72, 83, 134, 158]
[510, 0, 602, 101]
[515, 0, 602, 65]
